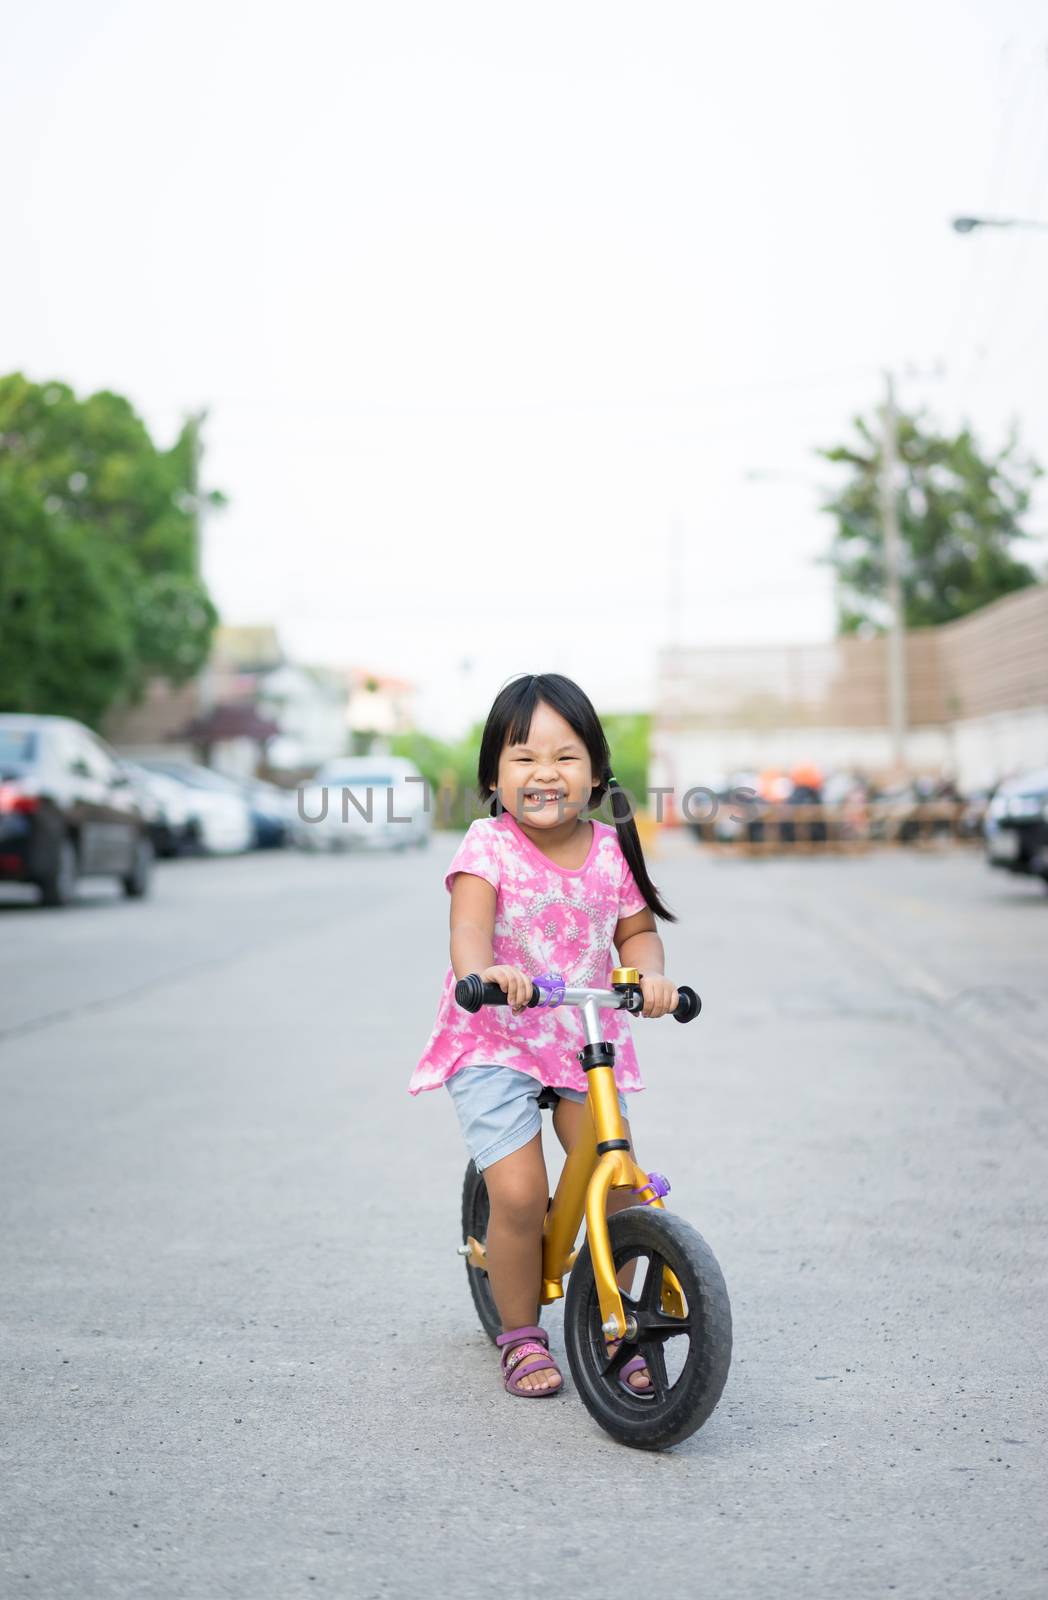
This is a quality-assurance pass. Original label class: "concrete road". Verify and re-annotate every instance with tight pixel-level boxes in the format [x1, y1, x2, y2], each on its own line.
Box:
[1, 840, 1046, 1599]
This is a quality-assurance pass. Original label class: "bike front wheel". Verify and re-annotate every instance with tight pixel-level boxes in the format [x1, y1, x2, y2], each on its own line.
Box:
[564, 1206, 732, 1450]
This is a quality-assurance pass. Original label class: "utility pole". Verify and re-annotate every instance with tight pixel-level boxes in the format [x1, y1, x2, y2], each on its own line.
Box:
[879, 372, 908, 772]
[657, 519, 685, 829]
[666, 519, 684, 652]
[184, 409, 208, 577]
[186, 409, 215, 716]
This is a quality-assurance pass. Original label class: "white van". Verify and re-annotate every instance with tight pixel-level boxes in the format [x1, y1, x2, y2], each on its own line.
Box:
[293, 756, 432, 852]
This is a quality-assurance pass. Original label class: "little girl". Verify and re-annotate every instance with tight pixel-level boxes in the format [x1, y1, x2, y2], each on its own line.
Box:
[408, 672, 680, 1398]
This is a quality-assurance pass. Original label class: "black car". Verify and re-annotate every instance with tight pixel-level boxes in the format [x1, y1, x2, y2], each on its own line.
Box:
[0, 714, 153, 906]
[985, 767, 1048, 887]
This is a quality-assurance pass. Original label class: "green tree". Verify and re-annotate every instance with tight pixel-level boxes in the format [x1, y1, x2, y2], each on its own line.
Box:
[597, 711, 650, 808]
[392, 722, 486, 829]
[0, 373, 222, 725]
[818, 408, 1042, 632]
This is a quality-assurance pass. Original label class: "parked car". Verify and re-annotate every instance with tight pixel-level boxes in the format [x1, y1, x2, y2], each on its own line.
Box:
[0, 714, 153, 906]
[151, 764, 293, 850]
[136, 761, 253, 855]
[958, 788, 992, 841]
[985, 768, 1048, 887]
[292, 756, 431, 852]
[119, 761, 197, 858]
[229, 777, 295, 849]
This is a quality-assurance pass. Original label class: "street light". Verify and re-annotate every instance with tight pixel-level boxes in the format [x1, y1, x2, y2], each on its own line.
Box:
[951, 215, 1048, 234]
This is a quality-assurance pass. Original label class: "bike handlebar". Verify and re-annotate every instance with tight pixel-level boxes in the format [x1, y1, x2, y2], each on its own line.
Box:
[453, 973, 702, 1024]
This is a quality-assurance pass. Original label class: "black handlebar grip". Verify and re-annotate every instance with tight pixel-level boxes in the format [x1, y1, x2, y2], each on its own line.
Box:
[672, 984, 702, 1023]
[454, 972, 699, 1019]
[454, 974, 541, 1013]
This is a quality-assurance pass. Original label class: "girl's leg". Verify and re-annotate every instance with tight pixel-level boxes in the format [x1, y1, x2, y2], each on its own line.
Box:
[482, 1133, 562, 1393]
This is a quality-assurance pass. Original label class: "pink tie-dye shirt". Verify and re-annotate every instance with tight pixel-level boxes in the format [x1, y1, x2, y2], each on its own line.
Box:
[408, 810, 650, 1097]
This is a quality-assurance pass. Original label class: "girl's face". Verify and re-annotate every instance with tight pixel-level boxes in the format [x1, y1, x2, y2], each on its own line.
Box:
[491, 700, 595, 830]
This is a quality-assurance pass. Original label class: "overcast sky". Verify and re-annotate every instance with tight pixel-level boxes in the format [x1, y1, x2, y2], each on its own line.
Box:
[5, 0, 1048, 735]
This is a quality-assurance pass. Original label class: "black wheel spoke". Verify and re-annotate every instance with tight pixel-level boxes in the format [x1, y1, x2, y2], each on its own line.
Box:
[637, 1251, 667, 1317]
[620, 1260, 692, 1347]
[635, 1309, 691, 1339]
[621, 1287, 641, 1317]
[638, 1339, 670, 1402]
[599, 1335, 638, 1384]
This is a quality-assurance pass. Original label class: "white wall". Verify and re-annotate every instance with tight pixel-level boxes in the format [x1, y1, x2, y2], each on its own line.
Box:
[652, 710, 1048, 796]
[652, 725, 953, 793]
[947, 707, 1048, 791]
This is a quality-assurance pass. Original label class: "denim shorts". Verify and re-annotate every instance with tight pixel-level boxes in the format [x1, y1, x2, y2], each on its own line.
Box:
[446, 1063, 630, 1173]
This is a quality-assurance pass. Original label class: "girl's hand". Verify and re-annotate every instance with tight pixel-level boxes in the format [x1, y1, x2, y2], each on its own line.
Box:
[638, 972, 679, 1019]
[480, 964, 535, 1014]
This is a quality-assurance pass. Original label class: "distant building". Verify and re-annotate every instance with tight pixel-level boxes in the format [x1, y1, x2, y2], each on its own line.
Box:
[257, 664, 348, 770]
[344, 669, 416, 751]
[179, 702, 280, 779]
[205, 624, 284, 707]
[101, 678, 202, 758]
[654, 583, 1048, 794]
[104, 624, 417, 776]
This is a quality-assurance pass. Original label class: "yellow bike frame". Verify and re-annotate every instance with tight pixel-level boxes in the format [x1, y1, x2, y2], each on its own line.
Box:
[462, 968, 686, 1339]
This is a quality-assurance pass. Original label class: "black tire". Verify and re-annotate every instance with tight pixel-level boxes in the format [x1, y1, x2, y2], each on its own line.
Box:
[38, 836, 79, 907]
[460, 1160, 541, 1343]
[564, 1206, 732, 1451]
[152, 826, 178, 860]
[122, 834, 153, 898]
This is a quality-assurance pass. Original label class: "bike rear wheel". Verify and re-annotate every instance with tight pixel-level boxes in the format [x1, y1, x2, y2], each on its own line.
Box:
[564, 1206, 731, 1450]
[461, 1160, 543, 1343]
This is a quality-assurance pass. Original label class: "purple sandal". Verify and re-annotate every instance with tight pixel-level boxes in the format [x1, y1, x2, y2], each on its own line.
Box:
[606, 1337, 652, 1395]
[496, 1325, 563, 1397]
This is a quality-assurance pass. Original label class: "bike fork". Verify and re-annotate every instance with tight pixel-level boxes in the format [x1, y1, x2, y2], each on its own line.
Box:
[569, 997, 685, 1338]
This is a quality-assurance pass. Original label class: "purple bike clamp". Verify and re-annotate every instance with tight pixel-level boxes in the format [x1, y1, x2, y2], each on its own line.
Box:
[632, 1171, 671, 1205]
[531, 972, 566, 1007]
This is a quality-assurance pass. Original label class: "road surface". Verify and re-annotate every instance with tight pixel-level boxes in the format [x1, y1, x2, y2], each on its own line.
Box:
[1, 839, 1045, 1598]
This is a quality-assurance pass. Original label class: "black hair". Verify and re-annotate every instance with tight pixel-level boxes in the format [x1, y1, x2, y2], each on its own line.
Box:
[475, 671, 677, 923]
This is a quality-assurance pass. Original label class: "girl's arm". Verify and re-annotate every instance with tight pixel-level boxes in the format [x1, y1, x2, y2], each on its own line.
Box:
[450, 872, 532, 1009]
[613, 907, 679, 1019]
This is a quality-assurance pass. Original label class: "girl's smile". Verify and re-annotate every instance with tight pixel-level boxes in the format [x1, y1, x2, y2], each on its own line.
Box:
[522, 788, 567, 806]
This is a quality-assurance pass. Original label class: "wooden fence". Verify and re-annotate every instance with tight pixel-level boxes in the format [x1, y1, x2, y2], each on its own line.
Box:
[685, 801, 977, 857]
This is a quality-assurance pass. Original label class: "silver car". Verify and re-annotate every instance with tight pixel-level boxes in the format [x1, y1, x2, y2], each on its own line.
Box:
[293, 757, 431, 852]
